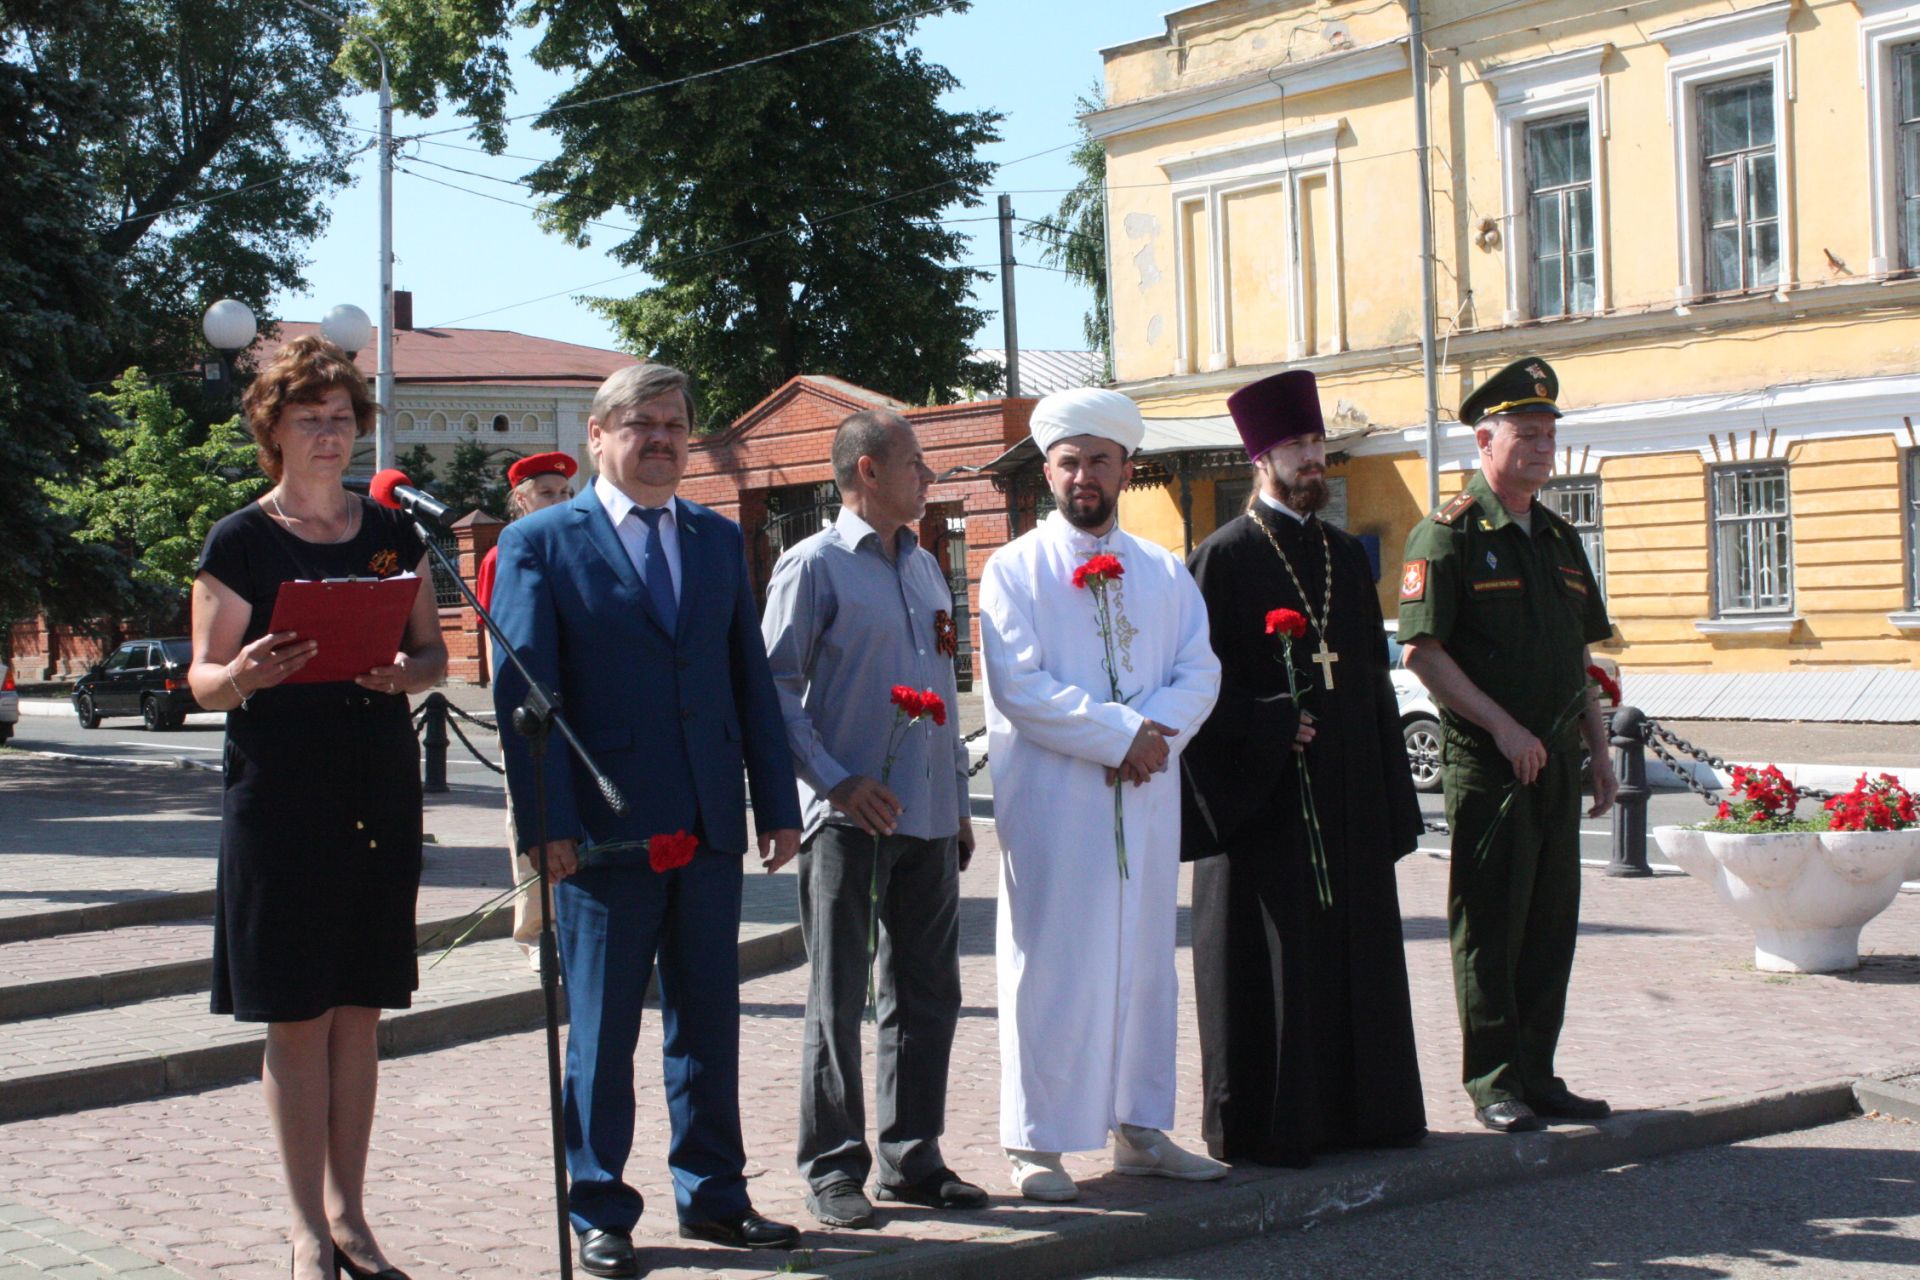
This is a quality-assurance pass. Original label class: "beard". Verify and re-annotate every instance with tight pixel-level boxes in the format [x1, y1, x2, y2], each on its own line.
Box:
[1060, 484, 1117, 530]
[1261, 461, 1330, 515]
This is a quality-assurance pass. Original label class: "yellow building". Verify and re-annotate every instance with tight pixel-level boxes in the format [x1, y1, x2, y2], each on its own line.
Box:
[1096, 0, 1920, 675]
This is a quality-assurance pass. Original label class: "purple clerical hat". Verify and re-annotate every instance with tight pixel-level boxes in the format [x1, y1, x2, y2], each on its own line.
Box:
[1226, 370, 1325, 460]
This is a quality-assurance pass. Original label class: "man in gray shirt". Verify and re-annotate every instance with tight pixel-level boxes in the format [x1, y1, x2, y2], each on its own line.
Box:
[761, 409, 984, 1231]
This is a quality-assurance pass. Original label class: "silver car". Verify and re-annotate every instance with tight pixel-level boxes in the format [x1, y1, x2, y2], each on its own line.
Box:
[0, 659, 18, 745]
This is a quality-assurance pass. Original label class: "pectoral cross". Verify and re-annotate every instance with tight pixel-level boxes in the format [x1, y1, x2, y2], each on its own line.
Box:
[1310, 639, 1339, 691]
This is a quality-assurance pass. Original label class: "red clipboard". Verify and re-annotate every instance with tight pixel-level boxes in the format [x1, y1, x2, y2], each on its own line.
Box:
[265, 575, 421, 685]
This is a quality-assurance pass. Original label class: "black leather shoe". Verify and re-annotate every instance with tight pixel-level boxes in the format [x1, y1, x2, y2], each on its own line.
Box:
[805, 1180, 875, 1229]
[332, 1243, 410, 1280]
[577, 1228, 639, 1278]
[1532, 1090, 1612, 1121]
[1475, 1099, 1545, 1133]
[874, 1167, 989, 1210]
[678, 1212, 800, 1250]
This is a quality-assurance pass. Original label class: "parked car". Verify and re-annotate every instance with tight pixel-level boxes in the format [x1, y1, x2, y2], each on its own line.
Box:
[72, 637, 200, 730]
[1386, 622, 1620, 794]
[0, 660, 17, 744]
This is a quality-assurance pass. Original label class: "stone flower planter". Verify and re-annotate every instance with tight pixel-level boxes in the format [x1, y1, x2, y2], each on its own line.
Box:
[1653, 825, 1920, 973]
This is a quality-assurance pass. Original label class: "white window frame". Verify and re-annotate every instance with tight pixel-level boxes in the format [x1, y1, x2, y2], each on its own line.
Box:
[1860, 0, 1920, 275]
[1709, 462, 1795, 616]
[1541, 474, 1606, 595]
[1159, 121, 1345, 373]
[1907, 448, 1920, 607]
[1655, 1, 1796, 304]
[1485, 45, 1611, 324]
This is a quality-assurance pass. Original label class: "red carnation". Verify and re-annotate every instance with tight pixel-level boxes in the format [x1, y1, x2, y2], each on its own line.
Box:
[1587, 664, 1622, 706]
[921, 690, 948, 727]
[890, 684, 925, 718]
[648, 829, 699, 873]
[1072, 553, 1125, 590]
[1265, 608, 1309, 640]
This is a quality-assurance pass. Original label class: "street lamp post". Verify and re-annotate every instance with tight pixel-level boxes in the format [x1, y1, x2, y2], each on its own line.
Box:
[201, 299, 259, 401]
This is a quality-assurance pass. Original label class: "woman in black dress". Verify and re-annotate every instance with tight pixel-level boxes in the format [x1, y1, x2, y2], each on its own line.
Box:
[188, 336, 444, 1280]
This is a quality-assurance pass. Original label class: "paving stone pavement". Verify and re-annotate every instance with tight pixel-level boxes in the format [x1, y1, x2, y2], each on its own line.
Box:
[0, 820, 1914, 1280]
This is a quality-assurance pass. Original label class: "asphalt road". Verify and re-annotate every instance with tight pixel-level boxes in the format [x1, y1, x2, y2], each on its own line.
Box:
[1081, 1115, 1920, 1280]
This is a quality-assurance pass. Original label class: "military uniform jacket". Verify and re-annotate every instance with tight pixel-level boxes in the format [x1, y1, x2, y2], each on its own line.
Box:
[1396, 470, 1611, 752]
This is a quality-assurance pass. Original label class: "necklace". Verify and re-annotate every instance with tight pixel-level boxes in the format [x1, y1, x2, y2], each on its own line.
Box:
[1254, 508, 1340, 691]
[269, 488, 356, 545]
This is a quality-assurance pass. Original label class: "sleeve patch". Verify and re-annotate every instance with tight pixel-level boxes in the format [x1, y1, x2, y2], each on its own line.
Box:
[1400, 558, 1428, 601]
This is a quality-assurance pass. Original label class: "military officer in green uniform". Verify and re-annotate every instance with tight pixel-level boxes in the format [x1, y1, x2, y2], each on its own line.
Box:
[1396, 356, 1618, 1134]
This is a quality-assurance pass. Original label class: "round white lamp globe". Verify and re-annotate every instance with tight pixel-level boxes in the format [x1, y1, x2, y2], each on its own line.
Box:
[320, 303, 374, 356]
[201, 299, 258, 353]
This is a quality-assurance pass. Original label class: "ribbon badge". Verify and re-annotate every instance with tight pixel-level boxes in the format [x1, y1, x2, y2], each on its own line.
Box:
[933, 609, 958, 659]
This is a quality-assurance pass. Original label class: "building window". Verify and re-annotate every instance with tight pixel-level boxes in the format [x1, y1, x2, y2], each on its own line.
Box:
[1214, 477, 1252, 529]
[1897, 42, 1920, 271]
[1699, 75, 1779, 294]
[1542, 476, 1604, 592]
[1711, 464, 1792, 614]
[492, 413, 511, 432]
[1525, 115, 1596, 317]
[1908, 450, 1920, 608]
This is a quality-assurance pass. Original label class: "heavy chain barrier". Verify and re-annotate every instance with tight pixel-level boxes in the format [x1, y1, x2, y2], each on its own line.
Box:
[964, 726, 989, 777]
[413, 694, 503, 789]
[1639, 716, 1832, 808]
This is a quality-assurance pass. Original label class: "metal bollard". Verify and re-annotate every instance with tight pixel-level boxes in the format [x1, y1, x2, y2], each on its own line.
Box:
[421, 692, 449, 794]
[1606, 704, 1651, 877]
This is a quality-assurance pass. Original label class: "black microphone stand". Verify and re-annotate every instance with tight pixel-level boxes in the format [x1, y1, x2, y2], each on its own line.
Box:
[410, 516, 622, 1280]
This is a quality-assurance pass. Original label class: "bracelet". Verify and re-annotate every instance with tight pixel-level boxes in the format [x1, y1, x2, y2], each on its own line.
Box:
[226, 663, 251, 711]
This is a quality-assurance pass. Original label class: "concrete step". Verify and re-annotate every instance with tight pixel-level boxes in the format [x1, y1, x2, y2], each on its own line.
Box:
[0, 918, 803, 1125]
[0, 887, 520, 1023]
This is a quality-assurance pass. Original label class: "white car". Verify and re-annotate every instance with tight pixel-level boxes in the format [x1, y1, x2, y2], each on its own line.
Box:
[0, 659, 18, 745]
[1386, 622, 1619, 794]
[1384, 623, 1444, 793]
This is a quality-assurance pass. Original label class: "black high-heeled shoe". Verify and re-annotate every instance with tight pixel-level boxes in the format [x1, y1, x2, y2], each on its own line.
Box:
[333, 1244, 411, 1280]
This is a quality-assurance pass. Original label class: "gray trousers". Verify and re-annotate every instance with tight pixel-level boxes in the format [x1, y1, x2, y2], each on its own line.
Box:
[797, 823, 962, 1192]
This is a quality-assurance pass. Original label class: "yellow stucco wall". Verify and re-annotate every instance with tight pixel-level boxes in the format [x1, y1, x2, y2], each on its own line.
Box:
[1098, 0, 1920, 672]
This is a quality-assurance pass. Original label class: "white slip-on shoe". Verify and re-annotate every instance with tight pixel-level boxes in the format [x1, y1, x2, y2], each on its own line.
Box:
[1112, 1126, 1229, 1181]
[1007, 1149, 1078, 1202]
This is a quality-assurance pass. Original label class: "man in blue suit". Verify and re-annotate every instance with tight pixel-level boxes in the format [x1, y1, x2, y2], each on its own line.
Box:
[491, 362, 804, 1277]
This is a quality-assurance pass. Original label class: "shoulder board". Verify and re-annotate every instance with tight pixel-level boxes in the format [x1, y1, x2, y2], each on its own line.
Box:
[1431, 491, 1479, 525]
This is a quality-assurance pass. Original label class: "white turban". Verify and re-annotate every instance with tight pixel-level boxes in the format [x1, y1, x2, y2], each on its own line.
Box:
[1029, 387, 1145, 456]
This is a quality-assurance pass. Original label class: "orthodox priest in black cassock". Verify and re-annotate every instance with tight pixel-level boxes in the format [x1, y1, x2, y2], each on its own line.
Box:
[1180, 369, 1427, 1168]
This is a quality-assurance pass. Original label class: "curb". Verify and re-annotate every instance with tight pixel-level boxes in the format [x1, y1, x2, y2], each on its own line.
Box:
[0, 906, 518, 1022]
[1854, 1066, 1920, 1124]
[786, 1080, 1860, 1280]
[0, 890, 217, 947]
[0, 921, 803, 1126]
[1, 744, 221, 773]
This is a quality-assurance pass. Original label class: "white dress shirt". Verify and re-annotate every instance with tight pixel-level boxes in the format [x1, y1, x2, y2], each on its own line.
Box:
[594, 474, 682, 601]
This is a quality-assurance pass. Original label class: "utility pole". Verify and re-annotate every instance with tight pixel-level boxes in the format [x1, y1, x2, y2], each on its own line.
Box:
[998, 193, 1021, 397]
[375, 43, 396, 471]
[1409, 0, 1441, 510]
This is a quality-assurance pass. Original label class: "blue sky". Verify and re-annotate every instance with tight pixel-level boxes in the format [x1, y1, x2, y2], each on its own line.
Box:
[273, 1, 1179, 359]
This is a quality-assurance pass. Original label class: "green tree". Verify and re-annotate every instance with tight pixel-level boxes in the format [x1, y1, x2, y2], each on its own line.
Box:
[0, 0, 121, 625]
[9, 0, 361, 377]
[438, 440, 510, 521]
[361, 0, 1002, 426]
[44, 370, 265, 607]
[1, 0, 363, 624]
[1021, 88, 1110, 380]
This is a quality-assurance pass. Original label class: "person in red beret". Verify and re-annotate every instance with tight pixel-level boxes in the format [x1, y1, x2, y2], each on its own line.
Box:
[1178, 369, 1427, 1169]
[478, 450, 578, 969]
[475, 452, 579, 610]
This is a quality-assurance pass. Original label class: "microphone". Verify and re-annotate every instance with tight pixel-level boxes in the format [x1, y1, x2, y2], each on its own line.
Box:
[369, 469, 456, 529]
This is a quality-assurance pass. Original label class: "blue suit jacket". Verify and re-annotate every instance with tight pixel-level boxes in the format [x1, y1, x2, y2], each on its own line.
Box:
[490, 487, 801, 863]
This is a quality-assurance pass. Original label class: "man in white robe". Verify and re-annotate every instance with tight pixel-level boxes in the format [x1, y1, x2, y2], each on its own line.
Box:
[980, 387, 1225, 1202]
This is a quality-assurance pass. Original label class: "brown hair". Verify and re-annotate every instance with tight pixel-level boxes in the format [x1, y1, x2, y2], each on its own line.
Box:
[241, 335, 378, 480]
